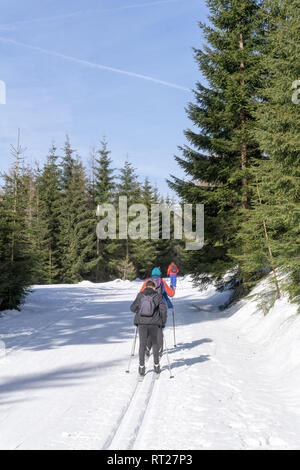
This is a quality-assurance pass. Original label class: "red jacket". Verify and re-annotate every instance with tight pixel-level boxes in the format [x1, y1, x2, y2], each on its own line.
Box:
[167, 263, 179, 276]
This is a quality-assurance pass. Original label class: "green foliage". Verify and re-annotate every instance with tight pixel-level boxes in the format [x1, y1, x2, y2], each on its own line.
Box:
[252, 0, 300, 303]
[168, 0, 264, 292]
[34, 144, 62, 284]
[0, 136, 181, 306]
[58, 155, 100, 283]
[94, 137, 115, 205]
[0, 143, 35, 310]
[169, 0, 299, 307]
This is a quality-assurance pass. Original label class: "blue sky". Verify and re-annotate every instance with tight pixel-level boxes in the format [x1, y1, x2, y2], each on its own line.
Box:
[0, 0, 207, 196]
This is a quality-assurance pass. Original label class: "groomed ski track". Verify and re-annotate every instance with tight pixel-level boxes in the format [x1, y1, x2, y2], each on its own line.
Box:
[103, 369, 157, 450]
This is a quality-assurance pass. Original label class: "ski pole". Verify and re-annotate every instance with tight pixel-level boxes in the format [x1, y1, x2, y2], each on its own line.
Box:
[163, 333, 174, 379]
[172, 304, 177, 348]
[125, 327, 138, 374]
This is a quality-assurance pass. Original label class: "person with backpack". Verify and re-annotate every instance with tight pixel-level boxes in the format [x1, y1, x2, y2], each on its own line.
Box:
[139, 267, 175, 299]
[139, 267, 175, 359]
[130, 280, 167, 376]
[167, 261, 179, 289]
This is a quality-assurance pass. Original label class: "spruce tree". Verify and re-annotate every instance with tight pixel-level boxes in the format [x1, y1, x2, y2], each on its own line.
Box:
[59, 156, 99, 283]
[58, 137, 77, 281]
[94, 137, 115, 205]
[132, 178, 158, 278]
[114, 160, 141, 280]
[255, 0, 300, 169]
[118, 159, 141, 204]
[61, 135, 76, 192]
[168, 0, 264, 293]
[232, 160, 285, 298]
[249, 0, 300, 303]
[93, 138, 116, 281]
[154, 195, 183, 277]
[0, 134, 35, 310]
[35, 144, 62, 283]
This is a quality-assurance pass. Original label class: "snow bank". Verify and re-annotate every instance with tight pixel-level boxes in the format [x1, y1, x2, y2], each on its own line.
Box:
[227, 276, 300, 374]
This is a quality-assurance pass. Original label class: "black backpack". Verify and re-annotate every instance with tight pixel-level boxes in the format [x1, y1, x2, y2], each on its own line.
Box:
[139, 293, 156, 317]
[171, 265, 177, 273]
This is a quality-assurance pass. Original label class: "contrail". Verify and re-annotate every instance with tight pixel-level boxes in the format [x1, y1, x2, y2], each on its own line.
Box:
[0, 36, 190, 92]
[0, 0, 183, 31]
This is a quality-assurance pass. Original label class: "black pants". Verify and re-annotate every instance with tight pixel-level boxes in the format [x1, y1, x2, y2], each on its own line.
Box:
[139, 325, 160, 366]
[146, 327, 163, 356]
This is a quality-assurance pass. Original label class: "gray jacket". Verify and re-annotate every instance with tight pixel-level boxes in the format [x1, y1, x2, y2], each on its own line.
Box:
[130, 287, 167, 327]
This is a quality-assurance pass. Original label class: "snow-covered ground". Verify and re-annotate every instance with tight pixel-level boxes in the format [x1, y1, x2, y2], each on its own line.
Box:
[1, 276, 300, 450]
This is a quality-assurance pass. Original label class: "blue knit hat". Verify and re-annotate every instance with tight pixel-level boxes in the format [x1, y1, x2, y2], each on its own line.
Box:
[151, 267, 161, 277]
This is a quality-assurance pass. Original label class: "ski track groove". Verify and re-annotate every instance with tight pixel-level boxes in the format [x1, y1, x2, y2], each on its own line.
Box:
[103, 369, 157, 450]
[101, 378, 140, 450]
[125, 373, 157, 450]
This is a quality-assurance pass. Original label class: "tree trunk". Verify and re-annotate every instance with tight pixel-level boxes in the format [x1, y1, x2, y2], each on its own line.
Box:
[239, 31, 249, 209]
[255, 172, 281, 299]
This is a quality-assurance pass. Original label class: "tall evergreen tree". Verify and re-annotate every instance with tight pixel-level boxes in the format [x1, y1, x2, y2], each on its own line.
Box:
[153, 195, 183, 276]
[114, 160, 141, 280]
[93, 138, 117, 281]
[61, 135, 76, 192]
[132, 178, 158, 278]
[118, 159, 141, 204]
[168, 0, 264, 294]
[59, 156, 99, 283]
[94, 137, 115, 205]
[34, 144, 62, 283]
[246, 0, 300, 303]
[0, 134, 35, 310]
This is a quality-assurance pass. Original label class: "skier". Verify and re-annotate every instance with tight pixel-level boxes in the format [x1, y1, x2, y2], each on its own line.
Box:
[167, 261, 179, 289]
[130, 280, 167, 377]
[139, 267, 174, 359]
[139, 267, 175, 299]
